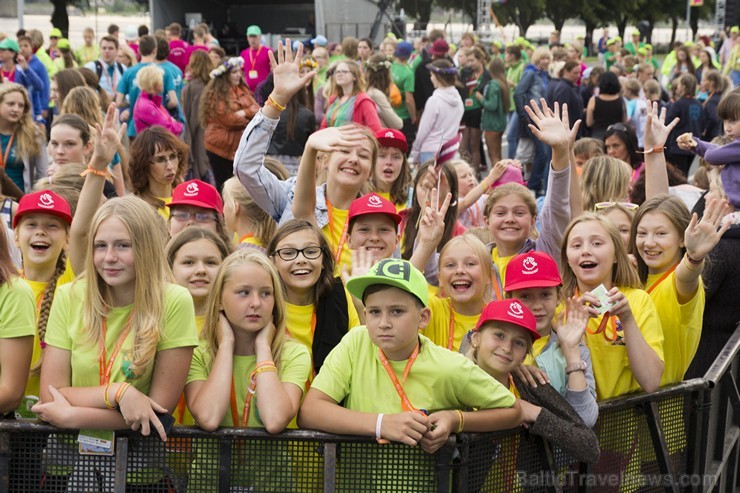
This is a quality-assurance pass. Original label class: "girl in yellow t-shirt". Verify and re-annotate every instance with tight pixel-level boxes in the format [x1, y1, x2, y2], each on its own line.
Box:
[630, 195, 730, 385]
[167, 227, 232, 425]
[561, 213, 664, 400]
[409, 191, 491, 351]
[184, 250, 310, 492]
[266, 219, 360, 376]
[0, 227, 35, 415]
[372, 128, 411, 212]
[14, 190, 75, 400]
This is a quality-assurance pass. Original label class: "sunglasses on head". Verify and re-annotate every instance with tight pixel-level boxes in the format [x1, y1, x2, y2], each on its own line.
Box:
[594, 201, 639, 211]
[606, 123, 629, 133]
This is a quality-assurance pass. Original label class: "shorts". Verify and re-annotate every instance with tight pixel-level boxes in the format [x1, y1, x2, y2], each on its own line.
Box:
[462, 108, 482, 129]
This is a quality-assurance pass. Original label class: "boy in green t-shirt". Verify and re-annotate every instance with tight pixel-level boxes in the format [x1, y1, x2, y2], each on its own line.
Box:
[299, 258, 522, 452]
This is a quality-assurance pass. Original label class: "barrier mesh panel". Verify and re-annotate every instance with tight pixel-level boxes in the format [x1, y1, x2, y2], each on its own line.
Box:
[335, 441, 439, 492]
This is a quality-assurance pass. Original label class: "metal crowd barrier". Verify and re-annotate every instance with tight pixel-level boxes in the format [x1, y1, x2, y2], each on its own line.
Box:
[1, 325, 738, 493]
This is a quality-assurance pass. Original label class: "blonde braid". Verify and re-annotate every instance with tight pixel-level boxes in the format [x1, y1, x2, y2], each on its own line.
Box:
[31, 252, 67, 375]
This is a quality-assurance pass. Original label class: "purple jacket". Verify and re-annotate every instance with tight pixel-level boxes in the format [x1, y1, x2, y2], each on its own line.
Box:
[133, 92, 183, 136]
[693, 138, 740, 208]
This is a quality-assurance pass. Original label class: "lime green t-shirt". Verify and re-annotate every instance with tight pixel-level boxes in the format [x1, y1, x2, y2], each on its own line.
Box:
[45, 281, 199, 393]
[311, 327, 515, 413]
[0, 278, 36, 340]
[186, 339, 310, 428]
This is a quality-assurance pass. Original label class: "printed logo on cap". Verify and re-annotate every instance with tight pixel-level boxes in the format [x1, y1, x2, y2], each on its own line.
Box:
[185, 182, 200, 197]
[384, 131, 395, 139]
[507, 301, 524, 319]
[375, 259, 411, 282]
[367, 195, 383, 208]
[522, 256, 539, 275]
[38, 193, 55, 209]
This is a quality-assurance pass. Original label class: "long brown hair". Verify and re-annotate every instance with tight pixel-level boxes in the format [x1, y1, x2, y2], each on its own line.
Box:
[0, 84, 42, 160]
[487, 57, 510, 113]
[187, 50, 212, 85]
[199, 67, 250, 126]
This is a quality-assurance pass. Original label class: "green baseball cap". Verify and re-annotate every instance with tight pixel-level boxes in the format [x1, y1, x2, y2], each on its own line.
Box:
[731, 26, 739, 33]
[49, 27, 62, 38]
[632, 29, 640, 36]
[346, 258, 429, 307]
[606, 39, 616, 46]
[57, 38, 70, 50]
[0, 38, 19, 53]
[246, 25, 261, 36]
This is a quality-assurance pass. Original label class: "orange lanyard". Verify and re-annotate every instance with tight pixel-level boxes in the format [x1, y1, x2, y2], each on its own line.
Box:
[377, 344, 422, 413]
[0, 133, 15, 170]
[447, 310, 457, 350]
[489, 265, 504, 301]
[646, 262, 678, 294]
[248, 46, 263, 72]
[2, 68, 15, 83]
[98, 313, 134, 386]
[230, 372, 257, 428]
[576, 288, 620, 342]
[325, 198, 349, 264]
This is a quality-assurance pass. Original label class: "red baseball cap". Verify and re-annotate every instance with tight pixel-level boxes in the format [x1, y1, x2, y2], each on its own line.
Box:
[475, 299, 540, 341]
[14, 190, 73, 228]
[374, 128, 408, 154]
[504, 251, 562, 292]
[348, 193, 402, 225]
[167, 180, 223, 214]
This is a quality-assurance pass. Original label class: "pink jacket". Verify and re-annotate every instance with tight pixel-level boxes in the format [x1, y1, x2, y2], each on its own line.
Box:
[321, 92, 382, 132]
[133, 92, 183, 136]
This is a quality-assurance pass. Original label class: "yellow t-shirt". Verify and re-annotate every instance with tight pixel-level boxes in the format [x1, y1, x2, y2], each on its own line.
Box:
[584, 287, 664, 400]
[492, 247, 515, 298]
[0, 278, 36, 340]
[23, 259, 75, 397]
[322, 206, 351, 275]
[157, 196, 172, 220]
[377, 191, 407, 213]
[646, 271, 705, 386]
[423, 295, 481, 351]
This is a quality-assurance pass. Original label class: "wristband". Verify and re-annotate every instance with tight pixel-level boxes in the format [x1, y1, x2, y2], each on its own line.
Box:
[683, 256, 702, 272]
[640, 146, 665, 155]
[252, 365, 278, 377]
[566, 361, 587, 374]
[114, 382, 131, 406]
[266, 95, 286, 112]
[455, 410, 465, 434]
[81, 165, 111, 179]
[686, 253, 703, 264]
[375, 413, 384, 440]
[103, 382, 116, 409]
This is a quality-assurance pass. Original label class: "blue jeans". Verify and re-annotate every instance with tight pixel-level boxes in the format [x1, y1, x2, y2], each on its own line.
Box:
[506, 112, 519, 159]
[527, 137, 551, 196]
[732, 70, 740, 88]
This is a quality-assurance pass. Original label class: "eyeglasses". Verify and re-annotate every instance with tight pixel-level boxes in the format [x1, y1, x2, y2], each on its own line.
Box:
[152, 153, 178, 165]
[273, 246, 323, 261]
[170, 211, 218, 223]
[594, 201, 639, 211]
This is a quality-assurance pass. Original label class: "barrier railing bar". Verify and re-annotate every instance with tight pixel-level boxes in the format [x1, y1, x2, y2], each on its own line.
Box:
[434, 439, 456, 493]
[0, 433, 9, 492]
[597, 379, 708, 411]
[218, 437, 232, 493]
[704, 325, 740, 386]
[453, 434, 470, 492]
[114, 436, 128, 493]
[644, 401, 679, 493]
[686, 388, 708, 492]
[323, 443, 336, 493]
[703, 427, 739, 492]
[577, 460, 591, 493]
[537, 437, 564, 493]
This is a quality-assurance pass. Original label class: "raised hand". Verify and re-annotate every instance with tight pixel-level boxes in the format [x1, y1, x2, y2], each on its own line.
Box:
[91, 103, 126, 169]
[306, 125, 368, 154]
[524, 99, 580, 150]
[684, 197, 732, 261]
[341, 246, 378, 285]
[269, 39, 316, 104]
[555, 297, 589, 351]
[644, 102, 679, 150]
[417, 187, 452, 248]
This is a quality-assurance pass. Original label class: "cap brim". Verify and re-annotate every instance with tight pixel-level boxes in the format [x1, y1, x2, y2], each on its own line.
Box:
[346, 276, 427, 307]
[475, 315, 541, 340]
[167, 199, 222, 214]
[504, 278, 561, 293]
[376, 137, 409, 154]
[13, 209, 72, 228]
[350, 210, 402, 225]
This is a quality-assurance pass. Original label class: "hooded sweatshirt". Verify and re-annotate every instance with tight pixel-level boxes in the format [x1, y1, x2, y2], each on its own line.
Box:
[410, 85, 464, 162]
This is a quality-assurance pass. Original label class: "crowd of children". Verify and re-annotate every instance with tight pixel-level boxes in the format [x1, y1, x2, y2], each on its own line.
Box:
[0, 19, 739, 491]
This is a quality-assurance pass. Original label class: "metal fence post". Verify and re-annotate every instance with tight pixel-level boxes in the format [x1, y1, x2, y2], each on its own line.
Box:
[643, 402, 679, 493]
[323, 443, 336, 493]
[218, 437, 232, 493]
[113, 435, 128, 493]
[0, 433, 9, 492]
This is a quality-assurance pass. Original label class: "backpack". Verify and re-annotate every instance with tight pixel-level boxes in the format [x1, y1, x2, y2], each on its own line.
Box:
[94, 60, 125, 80]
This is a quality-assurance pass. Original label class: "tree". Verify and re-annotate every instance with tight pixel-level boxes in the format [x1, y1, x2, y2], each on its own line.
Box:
[399, 0, 434, 30]
[544, 0, 584, 33]
[434, 0, 478, 29]
[492, 0, 545, 37]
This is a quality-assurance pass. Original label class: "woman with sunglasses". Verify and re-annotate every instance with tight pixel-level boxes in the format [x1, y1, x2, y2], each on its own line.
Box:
[320, 60, 381, 132]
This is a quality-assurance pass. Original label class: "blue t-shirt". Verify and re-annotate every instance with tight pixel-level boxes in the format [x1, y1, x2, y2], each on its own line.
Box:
[158, 60, 184, 121]
[116, 62, 176, 137]
[1, 133, 24, 191]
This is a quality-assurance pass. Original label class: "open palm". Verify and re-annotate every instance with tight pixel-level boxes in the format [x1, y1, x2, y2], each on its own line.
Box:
[270, 39, 316, 103]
